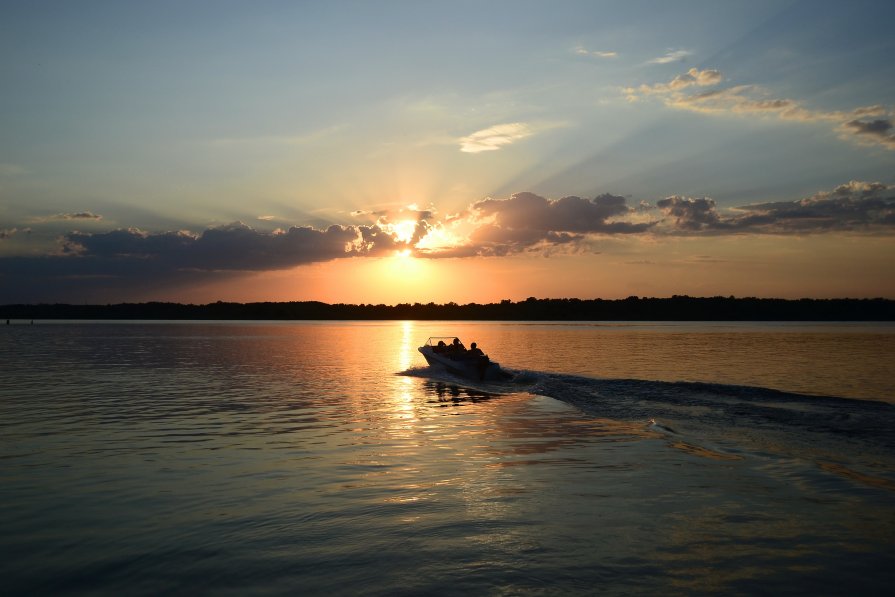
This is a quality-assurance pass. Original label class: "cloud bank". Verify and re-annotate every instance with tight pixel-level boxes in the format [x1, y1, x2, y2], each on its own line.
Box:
[1, 182, 892, 300]
[656, 181, 895, 233]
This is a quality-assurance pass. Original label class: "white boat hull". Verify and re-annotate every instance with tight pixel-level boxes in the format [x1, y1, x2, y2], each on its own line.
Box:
[418, 345, 509, 381]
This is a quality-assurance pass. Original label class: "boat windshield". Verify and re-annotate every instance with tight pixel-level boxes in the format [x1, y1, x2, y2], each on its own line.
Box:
[424, 337, 459, 347]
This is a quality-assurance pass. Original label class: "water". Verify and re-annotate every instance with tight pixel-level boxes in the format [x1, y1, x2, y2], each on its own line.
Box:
[1, 321, 893, 595]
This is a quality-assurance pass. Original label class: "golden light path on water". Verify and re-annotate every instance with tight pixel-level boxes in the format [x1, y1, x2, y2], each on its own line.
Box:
[394, 320, 417, 422]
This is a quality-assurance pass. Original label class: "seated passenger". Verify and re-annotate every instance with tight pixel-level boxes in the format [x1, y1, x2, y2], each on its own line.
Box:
[449, 338, 465, 353]
[434, 340, 447, 353]
[468, 342, 484, 357]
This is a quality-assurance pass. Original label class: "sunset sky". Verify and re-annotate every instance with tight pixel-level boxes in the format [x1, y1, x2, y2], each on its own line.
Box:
[1, 0, 894, 304]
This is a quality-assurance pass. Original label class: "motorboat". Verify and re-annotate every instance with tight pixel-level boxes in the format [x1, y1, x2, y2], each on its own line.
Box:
[418, 337, 511, 381]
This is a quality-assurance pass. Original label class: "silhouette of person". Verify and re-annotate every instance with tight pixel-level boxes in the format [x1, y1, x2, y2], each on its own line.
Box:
[468, 342, 484, 357]
[451, 338, 465, 352]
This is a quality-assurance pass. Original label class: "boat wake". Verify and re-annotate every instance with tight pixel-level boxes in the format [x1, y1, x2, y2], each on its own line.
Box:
[401, 365, 895, 483]
[525, 373, 892, 442]
[525, 371, 895, 484]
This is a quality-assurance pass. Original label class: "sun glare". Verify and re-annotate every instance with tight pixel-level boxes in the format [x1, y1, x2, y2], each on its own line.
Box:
[393, 220, 416, 244]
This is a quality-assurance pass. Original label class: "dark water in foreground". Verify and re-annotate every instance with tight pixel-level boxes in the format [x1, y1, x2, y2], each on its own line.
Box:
[1, 321, 893, 595]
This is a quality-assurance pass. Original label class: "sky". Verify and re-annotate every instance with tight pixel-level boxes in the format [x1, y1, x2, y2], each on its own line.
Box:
[1, 0, 894, 305]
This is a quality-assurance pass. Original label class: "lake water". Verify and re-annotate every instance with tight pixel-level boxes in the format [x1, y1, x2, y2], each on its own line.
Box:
[2, 320, 894, 595]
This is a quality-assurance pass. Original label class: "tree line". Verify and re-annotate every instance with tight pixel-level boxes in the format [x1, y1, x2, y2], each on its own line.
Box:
[2, 296, 893, 321]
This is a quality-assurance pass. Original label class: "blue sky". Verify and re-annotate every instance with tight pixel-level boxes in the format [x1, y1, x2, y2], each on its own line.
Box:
[1, 0, 893, 303]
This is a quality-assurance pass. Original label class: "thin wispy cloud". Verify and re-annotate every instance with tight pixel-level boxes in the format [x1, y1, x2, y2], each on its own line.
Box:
[210, 124, 348, 148]
[28, 212, 104, 223]
[574, 45, 617, 58]
[626, 68, 895, 150]
[625, 68, 722, 98]
[648, 49, 692, 64]
[459, 123, 533, 153]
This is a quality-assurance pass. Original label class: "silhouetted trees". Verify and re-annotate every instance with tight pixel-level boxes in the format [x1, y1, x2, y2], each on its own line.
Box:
[1, 296, 893, 321]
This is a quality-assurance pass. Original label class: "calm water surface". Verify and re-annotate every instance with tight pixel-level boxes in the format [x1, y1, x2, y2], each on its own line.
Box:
[1, 321, 893, 595]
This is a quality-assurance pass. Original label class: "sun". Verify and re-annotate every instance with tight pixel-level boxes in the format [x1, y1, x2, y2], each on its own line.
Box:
[392, 220, 417, 244]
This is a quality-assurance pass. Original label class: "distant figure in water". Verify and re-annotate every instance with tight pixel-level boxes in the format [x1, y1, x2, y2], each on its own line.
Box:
[468, 342, 484, 357]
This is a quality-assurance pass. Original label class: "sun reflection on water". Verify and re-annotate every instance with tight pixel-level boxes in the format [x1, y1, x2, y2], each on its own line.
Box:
[390, 320, 419, 422]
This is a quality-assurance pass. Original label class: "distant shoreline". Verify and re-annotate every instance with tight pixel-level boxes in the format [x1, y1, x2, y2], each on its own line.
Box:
[2, 297, 893, 321]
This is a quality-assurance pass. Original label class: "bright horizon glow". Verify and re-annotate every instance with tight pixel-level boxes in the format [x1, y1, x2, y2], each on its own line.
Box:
[0, 1, 893, 304]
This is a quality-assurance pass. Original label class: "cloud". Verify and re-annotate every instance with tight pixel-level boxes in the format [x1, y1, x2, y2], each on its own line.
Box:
[1, 214, 445, 289]
[657, 181, 895, 233]
[61, 222, 381, 272]
[575, 46, 617, 58]
[30, 211, 104, 223]
[446, 192, 653, 256]
[209, 124, 348, 147]
[0, 227, 28, 240]
[656, 196, 722, 231]
[839, 118, 895, 150]
[459, 123, 532, 153]
[625, 68, 722, 98]
[2, 182, 892, 301]
[626, 67, 895, 151]
[471, 192, 649, 233]
[648, 49, 692, 64]
[62, 211, 103, 220]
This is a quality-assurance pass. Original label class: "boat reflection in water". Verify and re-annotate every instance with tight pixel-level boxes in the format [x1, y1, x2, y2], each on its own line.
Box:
[423, 380, 501, 406]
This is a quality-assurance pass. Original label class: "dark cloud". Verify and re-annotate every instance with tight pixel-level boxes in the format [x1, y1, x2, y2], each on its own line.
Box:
[656, 196, 722, 231]
[732, 185, 895, 232]
[59, 222, 366, 271]
[27, 212, 104, 224]
[841, 119, 895, 149]
[845, 119, 892, 134]
[62, 211, 103, 220]
[357, 224, 399, 255]
[658, 181, 895, 233]
[0, 222, 396, 302]
[463, 192, 652, 254]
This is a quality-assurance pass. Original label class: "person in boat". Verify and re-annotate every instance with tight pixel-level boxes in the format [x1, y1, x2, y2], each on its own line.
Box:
[468, 342, 484, 357]
[434, 340, 447, 353]
[449, 338, 465, 353]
